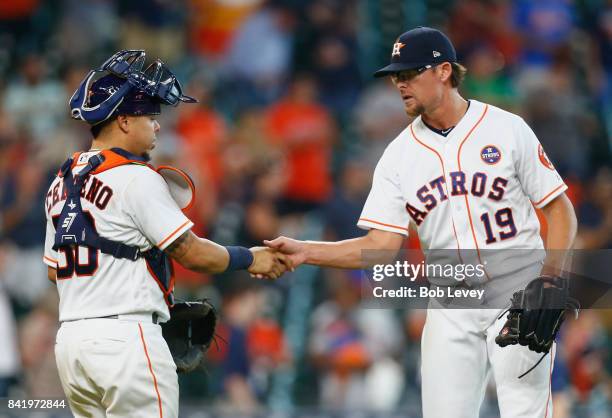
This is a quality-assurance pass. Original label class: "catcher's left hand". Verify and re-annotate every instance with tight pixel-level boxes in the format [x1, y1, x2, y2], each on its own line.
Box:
[496, 276, 579, 354]
[161, 300, 217, 373]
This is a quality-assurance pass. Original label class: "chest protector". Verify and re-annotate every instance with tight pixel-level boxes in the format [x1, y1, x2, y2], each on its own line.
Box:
[53, 148, 193, 306]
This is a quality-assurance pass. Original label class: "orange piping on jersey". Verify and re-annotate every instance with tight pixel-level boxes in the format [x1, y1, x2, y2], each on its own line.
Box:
[157, 220, 191, 248]
[533, 184, 565, 207]
[138, 324, 163, 418]
[410, 124, 463, 261]
[43, 255, 58, 265]
[450, 223, 461, 255]
[543, 350, 553, 418]
[358, 217, 409, 232]
[456, 104, 489, 276]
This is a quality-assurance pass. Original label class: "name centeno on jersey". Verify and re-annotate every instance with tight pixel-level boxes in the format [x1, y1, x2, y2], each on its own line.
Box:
[46, 176, 114, 213]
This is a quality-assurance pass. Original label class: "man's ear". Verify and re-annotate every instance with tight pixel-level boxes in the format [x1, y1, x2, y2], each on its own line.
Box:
[116, 115, 129, 134]
[438, 62, 452, 83]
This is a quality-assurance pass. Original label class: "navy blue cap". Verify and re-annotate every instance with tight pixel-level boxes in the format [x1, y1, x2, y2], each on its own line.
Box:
[374, 27, 457, 78]
[89, 74, 161, 118]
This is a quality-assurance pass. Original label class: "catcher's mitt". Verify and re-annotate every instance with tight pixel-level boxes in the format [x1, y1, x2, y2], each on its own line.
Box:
[161, 300, 217, 373]
[495, 276, 579, 377]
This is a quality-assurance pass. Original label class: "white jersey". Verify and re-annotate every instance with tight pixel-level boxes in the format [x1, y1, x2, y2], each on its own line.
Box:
[358, 100, 566, 273]
[43, 151, 193, 322]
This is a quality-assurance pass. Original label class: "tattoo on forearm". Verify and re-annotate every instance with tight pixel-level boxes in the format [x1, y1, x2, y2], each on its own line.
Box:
[165, 231, 192, 260]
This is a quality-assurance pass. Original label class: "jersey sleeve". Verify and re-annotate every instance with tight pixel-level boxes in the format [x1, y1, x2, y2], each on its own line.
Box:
[514, 117, 567, 208]
[357, 149, 410, 236]
[43, 217, 59, 267]
[123, 169, 194, 250]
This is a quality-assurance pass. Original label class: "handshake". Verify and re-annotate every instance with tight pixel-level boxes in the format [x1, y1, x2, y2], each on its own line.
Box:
[247, 236, 305, 280]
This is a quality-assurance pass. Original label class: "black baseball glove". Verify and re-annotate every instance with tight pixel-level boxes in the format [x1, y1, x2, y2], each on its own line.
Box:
[161, 300, 217, 373]
[495, 276, 579, 376]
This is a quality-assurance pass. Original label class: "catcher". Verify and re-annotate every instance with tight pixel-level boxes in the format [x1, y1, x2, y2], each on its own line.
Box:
[43, 50, 290, 418]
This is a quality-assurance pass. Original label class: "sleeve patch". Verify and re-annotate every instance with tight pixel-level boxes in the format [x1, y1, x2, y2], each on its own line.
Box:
[538, 144, 555, 170]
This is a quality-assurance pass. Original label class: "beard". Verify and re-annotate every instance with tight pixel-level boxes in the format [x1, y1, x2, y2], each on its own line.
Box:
[405, 102, 425, 118]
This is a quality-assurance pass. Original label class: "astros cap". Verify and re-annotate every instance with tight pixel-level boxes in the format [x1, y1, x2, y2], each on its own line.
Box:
[374, 27, 457, 78]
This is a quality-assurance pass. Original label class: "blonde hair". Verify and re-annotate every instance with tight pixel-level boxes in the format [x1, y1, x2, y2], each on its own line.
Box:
[450, 62, 467, 87]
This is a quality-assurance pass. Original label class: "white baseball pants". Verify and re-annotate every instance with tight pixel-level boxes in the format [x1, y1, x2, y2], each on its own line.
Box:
[55, 315, 178, 418]
[421, 306, 554, 418]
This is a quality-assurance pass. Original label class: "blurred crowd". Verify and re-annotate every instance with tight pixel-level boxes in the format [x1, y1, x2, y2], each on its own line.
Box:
[0, 0, 611, 416]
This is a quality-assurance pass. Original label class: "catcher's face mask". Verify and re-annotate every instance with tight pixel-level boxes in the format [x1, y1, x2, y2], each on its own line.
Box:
[70, 50, 197, 125]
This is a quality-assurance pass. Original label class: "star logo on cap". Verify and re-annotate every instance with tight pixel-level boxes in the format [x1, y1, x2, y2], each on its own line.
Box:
[391, 42, 405, 57]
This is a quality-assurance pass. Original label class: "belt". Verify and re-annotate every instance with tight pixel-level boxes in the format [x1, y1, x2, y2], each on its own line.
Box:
[62, 313, 159, 324]
[100, 313, 160, 324]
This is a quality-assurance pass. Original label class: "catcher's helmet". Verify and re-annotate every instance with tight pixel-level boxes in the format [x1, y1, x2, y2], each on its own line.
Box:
[70, 50, 196, 125]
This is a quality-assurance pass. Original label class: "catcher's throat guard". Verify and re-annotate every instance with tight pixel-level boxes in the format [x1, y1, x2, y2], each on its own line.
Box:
[52, 148, 195, 305]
